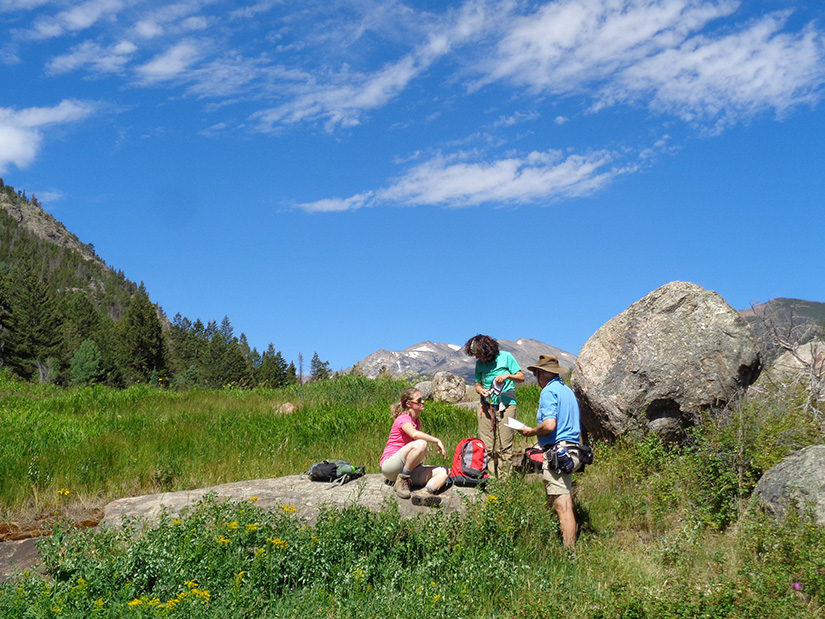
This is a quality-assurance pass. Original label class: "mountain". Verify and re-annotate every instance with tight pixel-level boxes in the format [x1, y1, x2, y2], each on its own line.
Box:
[350, 338, 577, 383]
[0, 180, 137, 320]
[0, 181, 105, 269]
[740, 298, 825, 363]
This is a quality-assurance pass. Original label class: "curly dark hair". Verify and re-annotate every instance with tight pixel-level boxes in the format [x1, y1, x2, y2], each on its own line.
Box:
[463, 334, 499, 363]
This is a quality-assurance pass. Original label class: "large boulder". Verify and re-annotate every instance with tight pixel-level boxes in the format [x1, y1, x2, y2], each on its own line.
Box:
[571, 281, 762, 441]
[413, 380, 434, 401]
[771, 340, 825, 380]
[752, 445, 825, 526]
[431, 371, 466, 403]
[100, 475, 482, 529]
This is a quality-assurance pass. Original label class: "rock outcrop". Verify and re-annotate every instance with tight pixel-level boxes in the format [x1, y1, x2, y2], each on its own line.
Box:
[571, 281, 762, 442]
[752, 445, 825, 526]
[101, 474, 482, 530]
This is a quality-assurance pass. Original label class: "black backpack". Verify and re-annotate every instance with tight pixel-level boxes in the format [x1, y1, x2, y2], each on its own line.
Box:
[303, 459, 365, 486]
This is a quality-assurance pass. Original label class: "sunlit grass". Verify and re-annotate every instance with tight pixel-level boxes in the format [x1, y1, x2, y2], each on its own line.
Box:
[1, 369, 823, 617]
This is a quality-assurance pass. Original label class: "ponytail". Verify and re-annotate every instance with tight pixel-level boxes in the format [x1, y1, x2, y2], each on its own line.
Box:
[391, 387, 421, 418]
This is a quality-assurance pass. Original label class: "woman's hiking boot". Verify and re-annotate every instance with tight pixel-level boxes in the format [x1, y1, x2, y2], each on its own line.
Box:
[411, 489, 441, 507]
[395, 474, 412, 499]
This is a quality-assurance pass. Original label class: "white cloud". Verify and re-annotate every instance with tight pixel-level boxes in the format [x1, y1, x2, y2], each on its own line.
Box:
[47, 39, 137, 74]
[253, 0, 505, 131]
[482, 0, 739, 92]
[34, 189, 64, 203]
[296, 147, 629, 212]
[378, 149, 623, 207]
[135, 39, 203, 83]
[0, 125, 40, 172]
[133, 1, 215, 39]
[297, 192, 373, 214]
[477, 1, 824, 126]
[492, 110, 540, 128]
[30, 0, 123, 39]
[0, 100, 95, 172]
[602, 13, 825, 128]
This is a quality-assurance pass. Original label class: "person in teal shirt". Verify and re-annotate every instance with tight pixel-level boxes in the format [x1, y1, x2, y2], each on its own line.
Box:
[464, 334, 524, 477]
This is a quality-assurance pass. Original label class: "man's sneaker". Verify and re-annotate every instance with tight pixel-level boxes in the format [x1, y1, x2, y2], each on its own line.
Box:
[395, 475, 412, 499]
[411, 489, 442, 507]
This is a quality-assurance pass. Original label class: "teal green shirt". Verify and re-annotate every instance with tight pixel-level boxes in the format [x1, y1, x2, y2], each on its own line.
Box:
[475, 350, 522, 406]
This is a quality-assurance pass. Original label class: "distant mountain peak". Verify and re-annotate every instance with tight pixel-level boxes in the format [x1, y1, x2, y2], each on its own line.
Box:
[351, 338, 577, 383]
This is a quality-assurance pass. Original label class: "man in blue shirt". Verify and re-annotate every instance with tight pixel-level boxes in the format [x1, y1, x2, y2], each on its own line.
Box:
[519, 354, 581, 551]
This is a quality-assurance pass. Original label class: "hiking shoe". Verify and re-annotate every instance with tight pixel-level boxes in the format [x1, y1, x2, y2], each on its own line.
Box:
[395, 475, 412, 499]
[411, 490, 442, 507]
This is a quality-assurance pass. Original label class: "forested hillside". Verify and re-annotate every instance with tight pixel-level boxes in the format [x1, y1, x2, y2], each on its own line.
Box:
[0, 180, 304, 388]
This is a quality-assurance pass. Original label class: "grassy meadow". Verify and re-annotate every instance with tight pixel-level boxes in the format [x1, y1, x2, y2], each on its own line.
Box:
[0, 369, 824, 618]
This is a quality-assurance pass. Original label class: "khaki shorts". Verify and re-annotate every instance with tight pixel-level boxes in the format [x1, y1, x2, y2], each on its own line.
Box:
[541, 443, 580, 497]
[381, 448, 444, 487]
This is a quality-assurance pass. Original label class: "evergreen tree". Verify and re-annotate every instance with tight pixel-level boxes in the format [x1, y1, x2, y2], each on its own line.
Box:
[115, 285, 166, 383]
[200, 317, 249, 388]
[60, 293, 102, 354]
[69, 339, 104, 385]
[0, 276, 8, 365]
[286, 361, 297, 384]
[309, 352, 331, 382]
[2, 270, 62, 381]
[257, 343, 291, 387]
[167, 313, 203, 386]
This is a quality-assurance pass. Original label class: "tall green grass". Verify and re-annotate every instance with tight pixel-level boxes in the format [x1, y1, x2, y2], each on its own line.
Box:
[1, 369, 823, 617]
[0, 371, 481, 517]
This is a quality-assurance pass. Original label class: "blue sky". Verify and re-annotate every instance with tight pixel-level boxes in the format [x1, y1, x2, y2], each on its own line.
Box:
[1, 0, 823, 373]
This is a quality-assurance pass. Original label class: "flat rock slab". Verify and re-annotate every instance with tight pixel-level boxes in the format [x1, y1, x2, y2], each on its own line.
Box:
[101, 474, 482, 529]
[0, 539, 42, 581]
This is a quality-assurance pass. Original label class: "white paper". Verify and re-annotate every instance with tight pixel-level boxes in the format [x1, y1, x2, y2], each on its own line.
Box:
[504, 417, 527, 430]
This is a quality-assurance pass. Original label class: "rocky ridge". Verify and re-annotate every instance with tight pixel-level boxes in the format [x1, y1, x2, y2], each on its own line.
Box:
[351, 338, 577, 382]
[0, 182, 107, 270]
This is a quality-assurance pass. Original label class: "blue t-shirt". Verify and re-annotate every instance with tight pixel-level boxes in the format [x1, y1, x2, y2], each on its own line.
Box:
[536, 376, 581, 447]
[475, 350, 521, 406]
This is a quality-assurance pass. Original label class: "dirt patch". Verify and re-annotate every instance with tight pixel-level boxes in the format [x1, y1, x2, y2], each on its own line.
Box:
[0, 507, 103, 582]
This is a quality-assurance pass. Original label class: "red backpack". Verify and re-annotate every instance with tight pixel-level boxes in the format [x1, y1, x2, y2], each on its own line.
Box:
[449, 438, 489, 487]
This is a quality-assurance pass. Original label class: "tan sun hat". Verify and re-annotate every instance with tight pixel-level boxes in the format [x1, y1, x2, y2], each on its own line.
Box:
[527, 354, 567, 376]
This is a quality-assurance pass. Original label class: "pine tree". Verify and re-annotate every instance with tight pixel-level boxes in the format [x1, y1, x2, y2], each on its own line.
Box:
[69, 339, 104, 385]
[309, 352, 331, 382]
[257, 343, 291, 387]
[2, 270, 62, 381]
[115, 285, 166, 383]
[200, 317, 249, 388]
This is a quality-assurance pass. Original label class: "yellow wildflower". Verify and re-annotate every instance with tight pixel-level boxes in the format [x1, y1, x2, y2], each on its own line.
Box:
[218, 536, 231, 543]
[191, 588, 211, 601]
[226, 520, 239, 530]
[246, 523, 259, 532]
